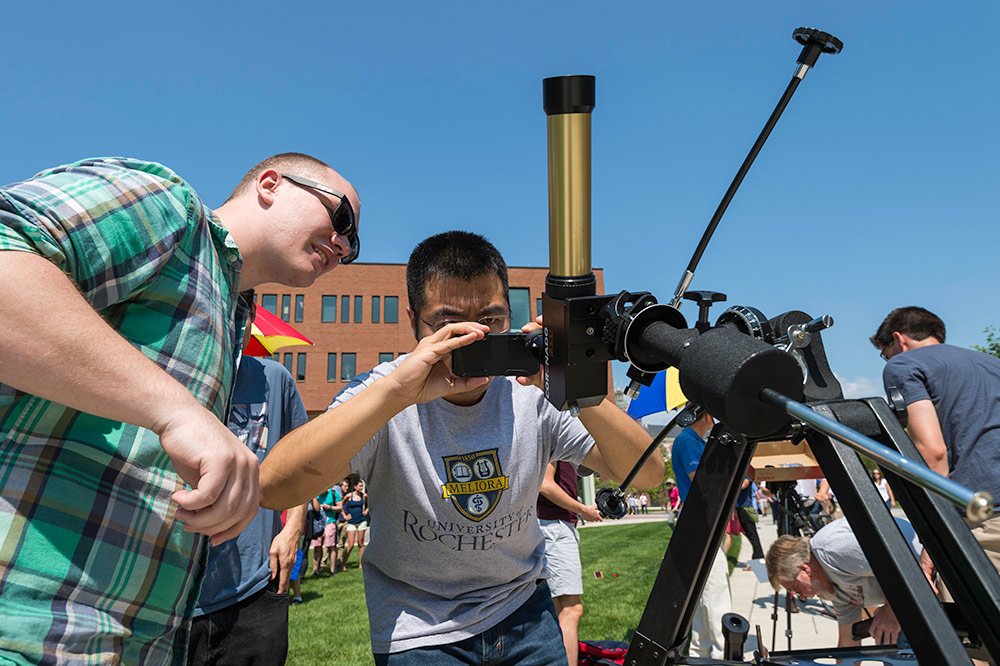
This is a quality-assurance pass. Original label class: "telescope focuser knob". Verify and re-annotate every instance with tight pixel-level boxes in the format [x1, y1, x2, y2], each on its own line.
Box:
[675, 403, 703, 428]
[793, 27, 843, 68]
[803, 315, 834, 334]
[624, 366, 658, 401]
[683, 290, 727, 332]
[625, 381, 642, 400]
[596, 487, 628, 520]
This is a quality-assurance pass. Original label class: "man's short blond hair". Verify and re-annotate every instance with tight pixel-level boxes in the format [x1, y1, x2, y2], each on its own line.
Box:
[226, 152, 333, 202]
[765, 534, 812, 590]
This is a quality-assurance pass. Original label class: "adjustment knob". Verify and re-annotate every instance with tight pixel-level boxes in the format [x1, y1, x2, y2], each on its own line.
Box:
[793, 27, 843, 54]
[596, 488, 628, 520]
[793, 27, 844, 69]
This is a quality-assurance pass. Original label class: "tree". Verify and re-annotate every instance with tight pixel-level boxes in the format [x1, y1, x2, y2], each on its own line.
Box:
[974, 326, 1000, 358]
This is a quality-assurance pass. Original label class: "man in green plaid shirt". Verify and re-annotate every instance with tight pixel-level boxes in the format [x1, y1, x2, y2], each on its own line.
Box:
[0, 154, 360, 665]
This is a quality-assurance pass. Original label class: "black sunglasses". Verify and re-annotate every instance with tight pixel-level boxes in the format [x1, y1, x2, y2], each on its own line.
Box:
[280, 173, 360, 264]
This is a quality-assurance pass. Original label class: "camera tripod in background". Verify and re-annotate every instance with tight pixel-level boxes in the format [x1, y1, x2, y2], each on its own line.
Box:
[767, 481, 834, 538]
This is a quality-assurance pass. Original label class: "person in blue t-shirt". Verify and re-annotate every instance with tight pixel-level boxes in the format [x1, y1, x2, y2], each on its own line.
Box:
[189, 293, 310, 666]
[670, 411, 732, 659]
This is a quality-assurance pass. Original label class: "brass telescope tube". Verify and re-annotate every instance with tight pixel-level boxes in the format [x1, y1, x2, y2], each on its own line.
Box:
[545, 75, 595, 292]
[542, 75, 607, 413]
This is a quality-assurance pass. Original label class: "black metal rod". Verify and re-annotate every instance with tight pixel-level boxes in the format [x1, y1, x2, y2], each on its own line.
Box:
[771, 592, 779, 653]
[616, 408, 681, 491]
[760, 387, 993, 522]
[669, 74, 802, 307]
[785, 591, 793, 651]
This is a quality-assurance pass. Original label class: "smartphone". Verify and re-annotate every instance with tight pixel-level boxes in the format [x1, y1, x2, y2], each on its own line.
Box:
[451, 332, 542, 377]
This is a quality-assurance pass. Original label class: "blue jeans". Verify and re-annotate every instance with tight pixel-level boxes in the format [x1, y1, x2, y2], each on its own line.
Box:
[373, 580, 566, 666]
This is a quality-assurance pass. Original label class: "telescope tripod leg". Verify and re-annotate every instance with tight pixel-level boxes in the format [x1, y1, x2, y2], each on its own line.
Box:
[803, 405, 970, 664]
[860, 398, 1000, 663]
[624, 424, 754, 665]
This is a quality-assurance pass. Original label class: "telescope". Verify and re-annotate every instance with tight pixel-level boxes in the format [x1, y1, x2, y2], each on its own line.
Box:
[538, 27, 1000, 666]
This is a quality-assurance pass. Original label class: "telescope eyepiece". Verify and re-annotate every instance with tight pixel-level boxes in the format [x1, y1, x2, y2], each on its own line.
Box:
[543, 75, 595, 116]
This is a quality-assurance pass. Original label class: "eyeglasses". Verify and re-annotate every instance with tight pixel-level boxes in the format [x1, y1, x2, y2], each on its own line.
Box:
[879, 342, 898, 362]
[417, 314, 512, 333]
[280, 173, 360, 264]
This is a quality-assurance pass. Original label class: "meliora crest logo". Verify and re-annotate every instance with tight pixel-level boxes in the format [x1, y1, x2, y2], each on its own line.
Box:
[440, 449, 509, 522]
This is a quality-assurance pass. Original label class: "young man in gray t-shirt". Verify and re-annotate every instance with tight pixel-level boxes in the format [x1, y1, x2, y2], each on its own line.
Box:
[261, 231, 662, 665]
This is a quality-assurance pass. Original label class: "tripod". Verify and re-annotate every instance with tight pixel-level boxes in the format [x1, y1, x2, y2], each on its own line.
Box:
[767, 481, 830, 538]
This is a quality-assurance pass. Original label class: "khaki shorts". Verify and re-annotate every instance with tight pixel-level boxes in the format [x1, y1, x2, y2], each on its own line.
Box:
[939, 514, 1000, 602]
[539, 519, 583, 598]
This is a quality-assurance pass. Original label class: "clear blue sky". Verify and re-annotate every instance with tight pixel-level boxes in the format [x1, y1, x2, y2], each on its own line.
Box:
[3, 2, 997, 404]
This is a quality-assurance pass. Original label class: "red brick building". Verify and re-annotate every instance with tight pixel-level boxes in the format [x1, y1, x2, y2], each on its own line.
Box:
[256, 263, 606, 415]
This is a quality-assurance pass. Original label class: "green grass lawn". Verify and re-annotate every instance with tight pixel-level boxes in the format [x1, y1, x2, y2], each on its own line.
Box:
[286, 521, 674, 665]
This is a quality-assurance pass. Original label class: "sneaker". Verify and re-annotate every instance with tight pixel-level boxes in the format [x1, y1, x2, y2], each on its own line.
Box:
[291, 597, 304, 605]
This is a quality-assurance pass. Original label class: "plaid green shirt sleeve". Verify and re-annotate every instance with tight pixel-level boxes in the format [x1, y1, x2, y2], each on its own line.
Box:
[1, 158, 197, 309]
[0, 157, 244, 665]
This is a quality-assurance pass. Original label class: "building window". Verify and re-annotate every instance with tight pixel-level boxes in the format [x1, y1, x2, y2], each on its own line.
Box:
[385, 296, 398, 323]
[272, 352, 280, 362]
[297, 353, 306, 381]
[341, 295, 350, 323]
[282, 352, 293, 374]
[354, 296, 363, 323]
[322, 296, 337, 322]
[327, 353, 337, 382]
[281, 295, 291, 322]
[378, 352, 394, 364]
[372, 296, 380, 323]
[510, 288, 531, 330]
[261, 294, 278, 315]
[341, 353, 356, 381]
[536, 298, 543, 316]
[295, 295, 304, 322]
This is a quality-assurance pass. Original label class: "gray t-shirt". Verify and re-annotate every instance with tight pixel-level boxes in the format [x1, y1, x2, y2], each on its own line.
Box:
[883, 344, 1000, 504]
[810, 517, 921, 624]
[333, 356, 595, 653]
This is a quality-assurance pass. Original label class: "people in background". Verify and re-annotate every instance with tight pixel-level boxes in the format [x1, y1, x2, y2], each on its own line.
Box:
[871, 469, 895, 510]
[312, 485, 343, 575]
[537, 461, 603, 666]
[189, 292, 310, 665]
[671, 410, 732, 659]
[340, 477, 369, 570]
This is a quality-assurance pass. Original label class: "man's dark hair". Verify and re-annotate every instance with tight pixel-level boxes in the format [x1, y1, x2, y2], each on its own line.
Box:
[870, 306, 946, 348]
[226, 152, 333, 202]
[406, 231, 509, 316]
